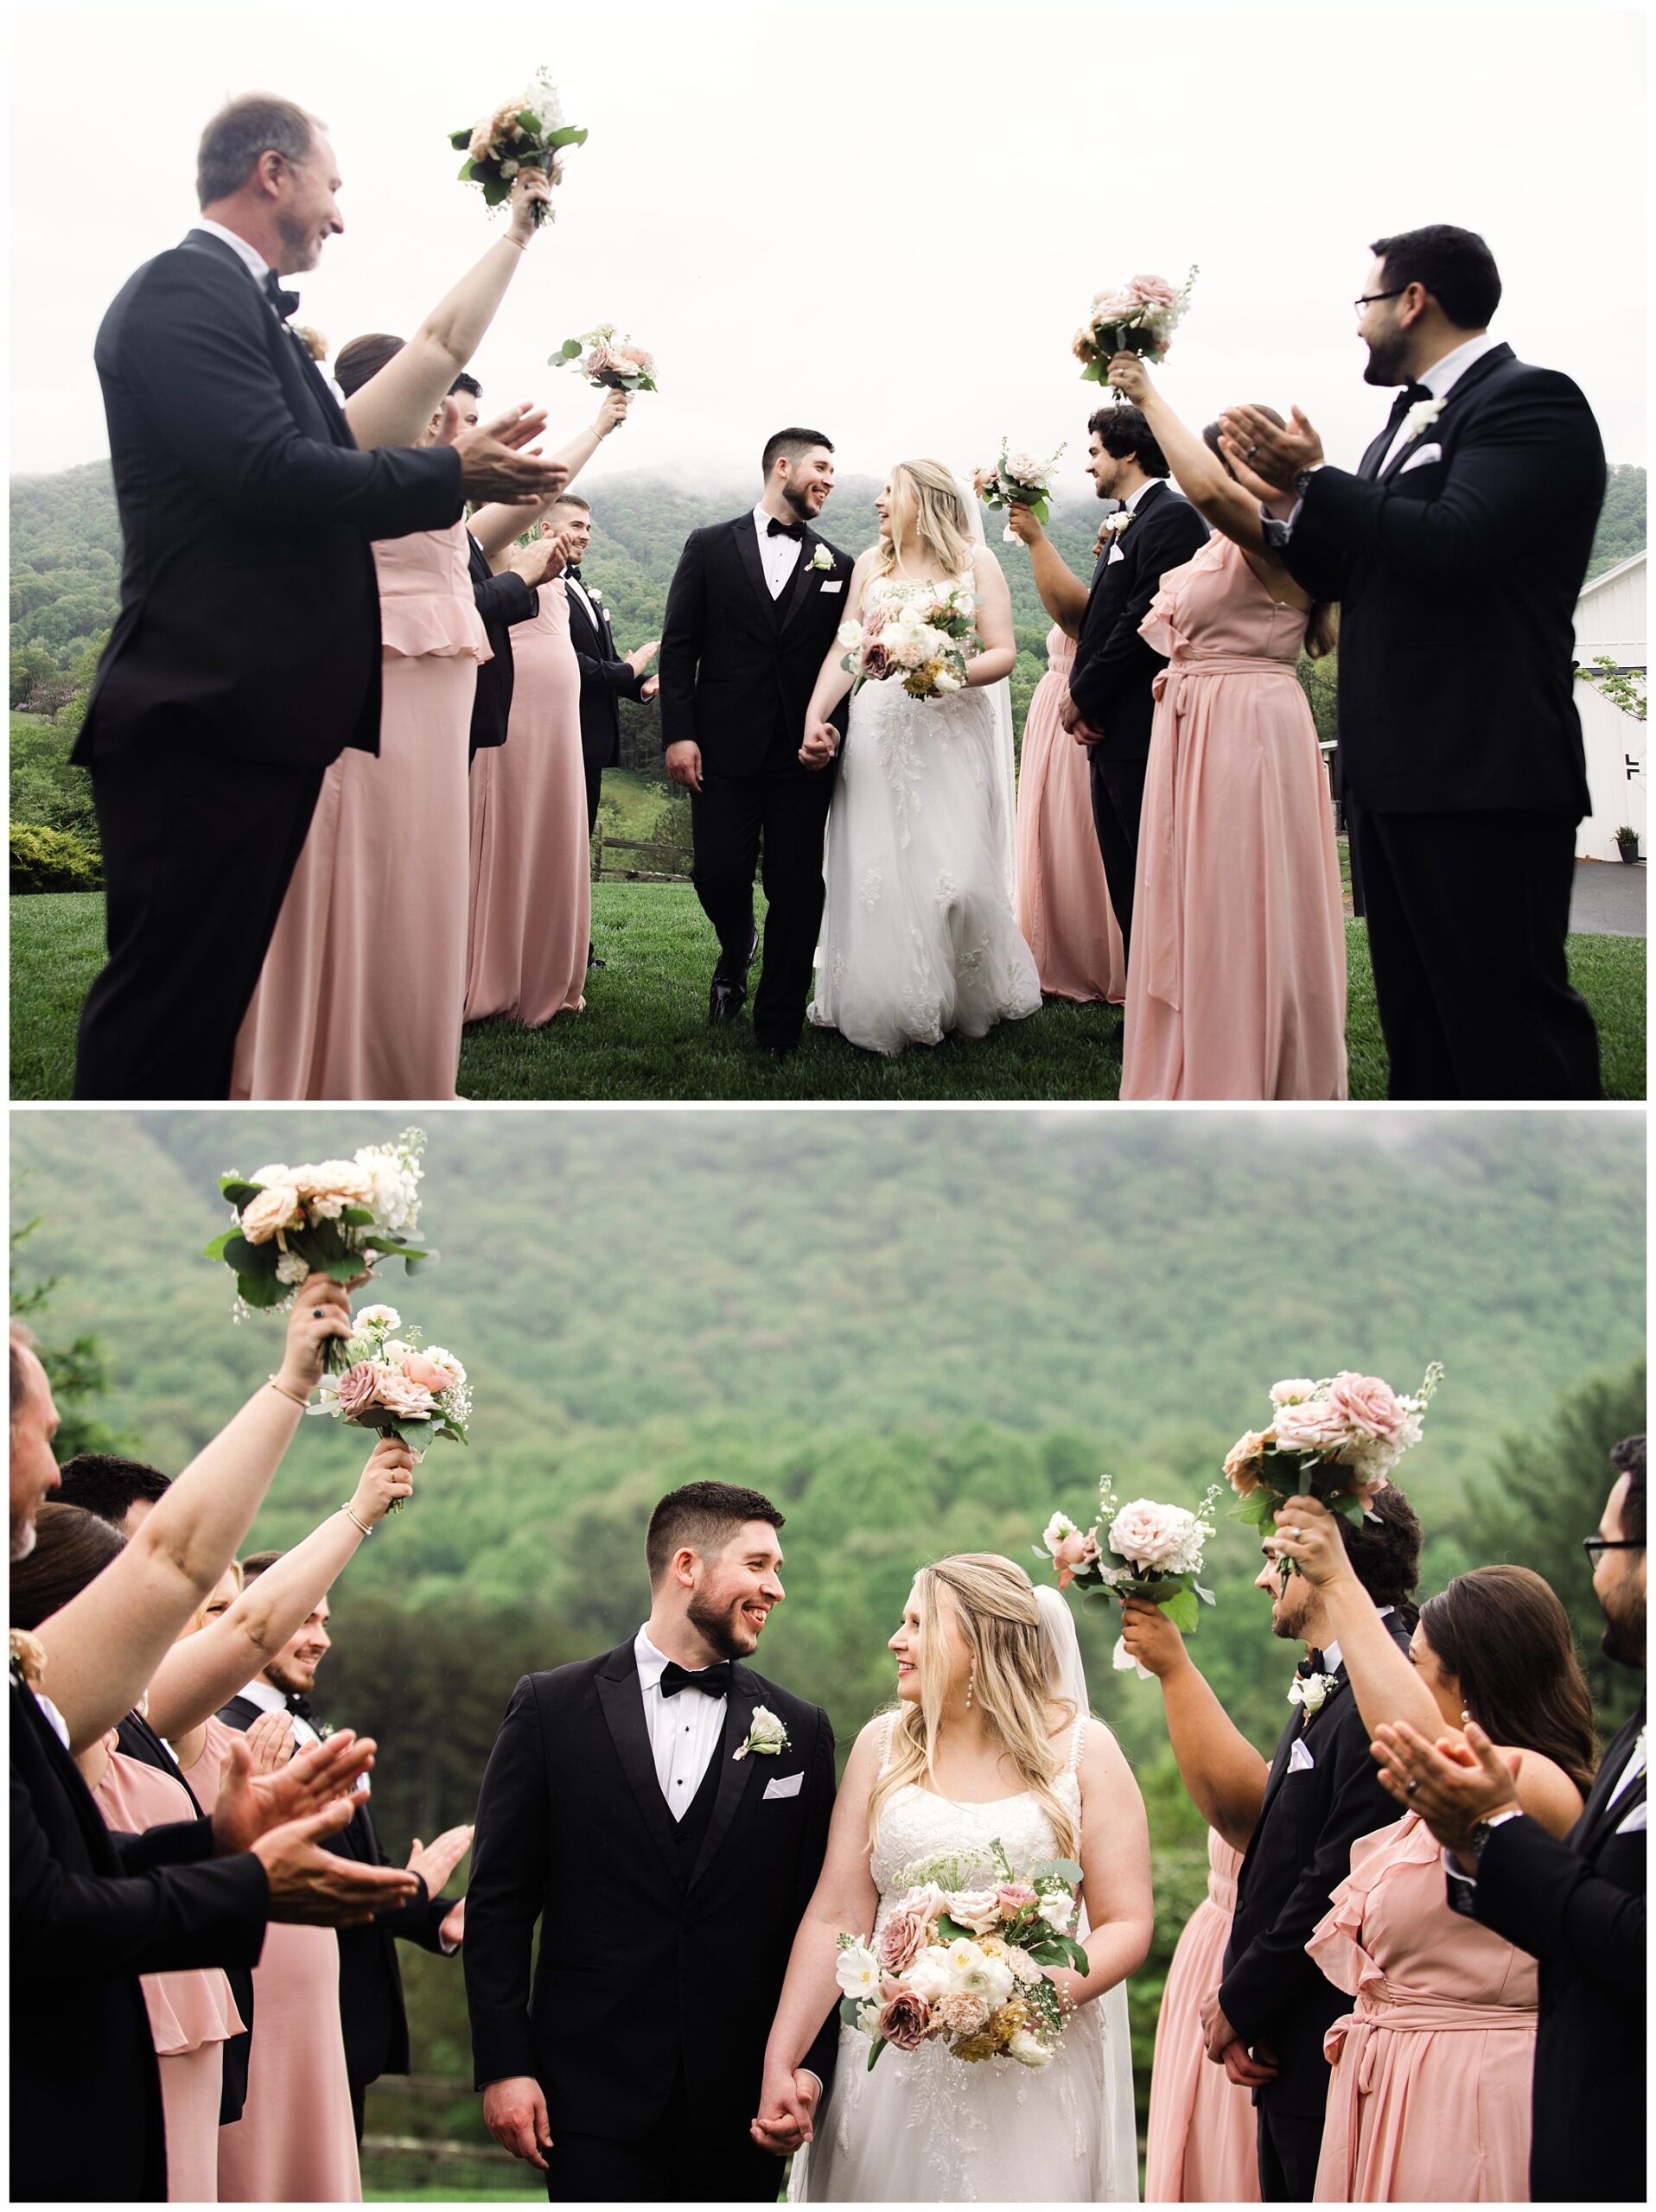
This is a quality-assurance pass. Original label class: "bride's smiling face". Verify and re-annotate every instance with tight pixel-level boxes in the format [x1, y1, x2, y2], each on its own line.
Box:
[889, 1577, 967, 1704]
[874, 477, 908, 549]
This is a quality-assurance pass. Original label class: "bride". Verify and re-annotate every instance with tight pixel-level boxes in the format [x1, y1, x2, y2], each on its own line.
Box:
[755, 1554, 1150, 2202]
[801, 463, 1043, 1055]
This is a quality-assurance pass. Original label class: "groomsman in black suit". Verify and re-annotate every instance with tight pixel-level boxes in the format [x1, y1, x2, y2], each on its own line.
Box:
[73, 95, 565, 1101]
[465, 1481, 838, 2200]
[658, 429, 854, 1056]
[219, 1564, 468, 2141]
[1062, 404, 1209, 972]
[1226, 224, 1605, 1099]
[1378, 1436, 1646, 2204]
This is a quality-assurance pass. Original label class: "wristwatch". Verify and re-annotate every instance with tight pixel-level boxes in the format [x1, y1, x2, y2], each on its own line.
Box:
[1466, 1808, 1522, 1859]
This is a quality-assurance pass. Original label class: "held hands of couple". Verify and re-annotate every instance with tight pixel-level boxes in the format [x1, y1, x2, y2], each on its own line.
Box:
[750, 2065, 822, 2157]
[485, 2076, 553, 2171]
[799, 717, 838, 772]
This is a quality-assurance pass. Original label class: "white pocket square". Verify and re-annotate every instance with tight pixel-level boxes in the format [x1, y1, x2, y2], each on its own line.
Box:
[1615, 1800, 1646, 1834]
[1399, 442, 1443, 474]
[1288, 1739, 1315, 1774]
[1106, 543, 1125, 564]
[821, 580, 843, 593]
[763, 1772, 804, 1801]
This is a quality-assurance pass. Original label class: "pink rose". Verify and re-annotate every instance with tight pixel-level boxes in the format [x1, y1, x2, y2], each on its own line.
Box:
[379, 1370, 437, 1421]
[878, 1909, 929, 1975]
[335, 1361, 392, 1420]
[996, 1885, 1037, 1921]
[877, 1989, 932, 2052]
[1091, 288, 1143, 324]
[400, 1351, 455, 1395]
[863, 601, 890, 638]
[861, 642, 891, 681]
[1324, 1371, 1408, 1443]
[1051, 1529, 1098, 1591]
[1107, 1499, 1189, 1572]
[1128, 273, 1178, 308]
[618, 345, 651, 367]
[240, 1184, 302, 1244]
[1271, 1398, 1356, 1457]
[1222, 1428, 1271, 1495]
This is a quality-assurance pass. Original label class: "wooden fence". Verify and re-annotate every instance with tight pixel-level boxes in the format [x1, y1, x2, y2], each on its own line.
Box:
[589, 828, 692, 884]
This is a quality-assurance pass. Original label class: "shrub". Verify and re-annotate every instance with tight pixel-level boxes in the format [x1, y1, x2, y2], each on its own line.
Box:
[10, 820, 102, 893]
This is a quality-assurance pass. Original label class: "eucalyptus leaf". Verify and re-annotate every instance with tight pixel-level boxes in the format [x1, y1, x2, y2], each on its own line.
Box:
[1027, 1857, 1084, 1886]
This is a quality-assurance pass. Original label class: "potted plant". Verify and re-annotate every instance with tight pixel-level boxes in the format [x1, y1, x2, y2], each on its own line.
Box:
[1615, 824, 1640, 865]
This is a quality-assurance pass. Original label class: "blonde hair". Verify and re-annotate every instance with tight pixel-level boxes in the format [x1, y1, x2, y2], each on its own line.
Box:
[868, 1553, 1079, 1860]
[873, 459, 977, 581]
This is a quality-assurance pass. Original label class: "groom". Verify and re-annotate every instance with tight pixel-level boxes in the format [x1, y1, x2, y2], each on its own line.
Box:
[464, 1480, 838, 2202]
[658, 429, 854, 1058]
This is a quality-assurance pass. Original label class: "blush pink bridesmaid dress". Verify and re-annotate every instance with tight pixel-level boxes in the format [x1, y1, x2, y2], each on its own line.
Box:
[465, 577, 590, 1027]
[93, 1741, 247, 2203]
[231, 522, 487, 1100]
[182, 1719, 362, 2204]
[1121, 535, 1347, 1100]
[1145, 1830, 1262, 2203]
[1308, 1810, 1539, 2202]
[1014, 627, 1127, 1004]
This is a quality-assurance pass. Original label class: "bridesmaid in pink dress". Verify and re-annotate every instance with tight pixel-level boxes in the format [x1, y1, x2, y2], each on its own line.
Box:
[1014, 626, 1127, 1002]
[91, 1734, 246, 2202]
[466, 527, 591, 1025]
[183, 1713, 363, 2204]
[1104, 356, 1347, 1100]
[1145, 1830, 1261, 2202]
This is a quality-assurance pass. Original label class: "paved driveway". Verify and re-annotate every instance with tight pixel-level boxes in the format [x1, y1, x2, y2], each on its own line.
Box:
[1571, 860, 1646, 938]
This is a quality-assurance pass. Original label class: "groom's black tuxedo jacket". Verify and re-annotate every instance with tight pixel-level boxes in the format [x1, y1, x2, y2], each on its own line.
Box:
[1457, 1694, 1646, 2202]
[658, 516, 853, 776]
[1279, 342, 1602, 815]
[1220, 1620, 1413, 2120]
[10, 1680, 268, 2203]
[1067, 481, 1209, 758]
[464, 1640, 838, 2146]
[76, 227, 464, 772]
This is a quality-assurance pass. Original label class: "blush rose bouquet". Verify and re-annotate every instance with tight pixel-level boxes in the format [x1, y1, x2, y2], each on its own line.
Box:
[1222, 1363, 1445, 1580]
[835, 1842, 1087, 2072]
[204, 1129, 436, 1367]
[1073, 267, 1199, 390]
[973, 439, 1067, 543]
[449, 68, 586, 226]
[308, 1305, 470, 1478]
[551, 323, 657, 391]
[838, 579, 982, 701]
[1038, 1473, 1223, 1678]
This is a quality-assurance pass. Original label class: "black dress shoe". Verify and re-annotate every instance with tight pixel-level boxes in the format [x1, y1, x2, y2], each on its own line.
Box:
[709, 977, 747, 1025]
[757, 1037, 799, 1061]
[586, 944, 606, 969]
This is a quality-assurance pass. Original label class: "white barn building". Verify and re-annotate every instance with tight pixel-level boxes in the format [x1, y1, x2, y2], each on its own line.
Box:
[1573, 549, 1646, 861]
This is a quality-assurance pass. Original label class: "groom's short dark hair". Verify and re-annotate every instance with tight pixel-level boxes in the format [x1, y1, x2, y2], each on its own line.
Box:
[197, 95, 324, 209]
[646, 1481, 785, 1586]
[1369, 225, 1501, 332]
[761, 428, 833, 479]
[1338, 1482, 1423, 1619]
[1610, 1434, 1645, 1545]
[1087, 404, 1169, 479]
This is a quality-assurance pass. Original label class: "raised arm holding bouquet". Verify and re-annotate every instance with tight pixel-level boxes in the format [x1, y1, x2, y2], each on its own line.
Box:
[1073, 267, 1199, 389]
[468, 386, 633, 565]
[450, 70, 586, 224]
[553, 324, 657, 392]
[974, 440, 1066, 543]
[1041, 1474, 1223, 1678]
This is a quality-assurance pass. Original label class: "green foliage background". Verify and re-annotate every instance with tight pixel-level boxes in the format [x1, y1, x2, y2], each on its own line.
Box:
[10, 1109, 1646, 2155]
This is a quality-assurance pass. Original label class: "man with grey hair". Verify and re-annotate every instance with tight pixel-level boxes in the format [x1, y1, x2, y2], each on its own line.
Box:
[72, 95, 566, 1101]
[9, 1324, 61, 1561]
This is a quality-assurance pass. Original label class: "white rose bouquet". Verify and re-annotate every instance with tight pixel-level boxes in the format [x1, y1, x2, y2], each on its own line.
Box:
[449, 68, 587, 226]
[551, 323, 657, 391]
[309, 1305, 470, 1475]
[1073, 267, 1199, 391]
[204, 1128, 436, 1367]
[1222, 1363, 1445, 1580]
[838, 580, 982, 701]
[972, 440, 1067, 543]
[1038, 1473, 1222, 1677]
[836, 1842, 1087, 2073]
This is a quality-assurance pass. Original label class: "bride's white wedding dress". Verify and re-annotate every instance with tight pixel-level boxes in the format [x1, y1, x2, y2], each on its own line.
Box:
[808, 572, 1042, 1056]
[789, 1713, 1137, 2203]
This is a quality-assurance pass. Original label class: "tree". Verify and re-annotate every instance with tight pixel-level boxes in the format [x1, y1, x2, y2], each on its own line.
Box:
[10, 1212, 134, 1459]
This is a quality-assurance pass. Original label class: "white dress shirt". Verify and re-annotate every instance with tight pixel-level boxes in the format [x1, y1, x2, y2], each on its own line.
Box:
[564, 571, 601, 632]
[1376, 328, 1504, 475]
[192, 216, 273, 287]
[1105, 474, 1162, 563]
[234, 1675, 367, 1796]
[634, 1625, 726, 1819]
[752, 504, 803, 600]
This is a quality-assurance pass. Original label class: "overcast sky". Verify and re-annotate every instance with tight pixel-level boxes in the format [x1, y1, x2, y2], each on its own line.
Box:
[9, 3, 1647, 498]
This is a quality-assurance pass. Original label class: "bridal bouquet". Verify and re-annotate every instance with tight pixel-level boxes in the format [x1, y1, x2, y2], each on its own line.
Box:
[308, 1305, 470, 1473]
[204, 1129, 436, 1365]
[838, 582, 982, 701]
[1223, 1364, 1445, 1576]
[449, 69, 587, 224]
[836, 1842, 1088, 2072]
[551, 324, 657, 391]
[1073, 267, 1199, 387]
[1039, 1473, 1222, 1678]
[973, 440, 1067, 543]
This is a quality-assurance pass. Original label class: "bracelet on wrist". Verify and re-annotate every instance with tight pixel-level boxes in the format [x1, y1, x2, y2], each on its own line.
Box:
[341, 1503, 375, 1538]
[268, 1376, 310, 1408]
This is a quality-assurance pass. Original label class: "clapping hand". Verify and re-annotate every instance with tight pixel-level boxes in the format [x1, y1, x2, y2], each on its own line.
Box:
[213, 1726, 378, 1858]
[454, 404, 571, 505]
[406, 1821, 475, 1899]
[1372, 1719, 1522, 1865]
[1218, 404, 1323, 493]
[1107, 351, 1151, 404]
[277, 1274, 354, 1398]
[750, 2064, 820, 2156]
[245, 1708, 298, 1777]
[626, 639, 661, 679]
[504, 530, 563, 589]
[506, 165, 553, 245]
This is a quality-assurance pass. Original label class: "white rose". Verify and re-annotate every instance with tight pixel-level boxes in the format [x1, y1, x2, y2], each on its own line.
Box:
[945, 1890, 1003, 1936]
[354, 1304, 401, 1332]
[835, 1943, 881, 1999]
[933, 669, 964, 695]
[742, 1704, 789, 1756]
[249, 1164, 291, 1189]
[1270, 1377, 1319, 1407]
[1009, 2029, 1054, 2068]
[905, 1948, 955, 2003]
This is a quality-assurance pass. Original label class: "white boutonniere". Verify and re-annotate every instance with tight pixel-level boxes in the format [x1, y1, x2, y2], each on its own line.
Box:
[1400, 394, 1448, 445]
[316, 1720, 336, 1741]
[1288, 1669, 1339, 1718]
[733, 1704, 791, 1760]
[10, 1627, 47, 1691]
[1100, 510, 1133, 539]
[807, 544, 834, 573]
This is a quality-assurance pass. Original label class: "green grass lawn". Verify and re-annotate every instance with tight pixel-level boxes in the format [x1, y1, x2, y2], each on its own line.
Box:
[10, 886, 1645, 1101]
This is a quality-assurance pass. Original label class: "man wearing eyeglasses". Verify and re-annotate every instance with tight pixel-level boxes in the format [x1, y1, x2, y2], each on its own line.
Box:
[1372, 1435, 1645, 2204]
[1218, 224, 1605, 1104]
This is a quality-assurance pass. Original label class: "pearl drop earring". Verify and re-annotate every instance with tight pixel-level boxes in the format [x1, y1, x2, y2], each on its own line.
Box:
[965, 1661, 977, 1711]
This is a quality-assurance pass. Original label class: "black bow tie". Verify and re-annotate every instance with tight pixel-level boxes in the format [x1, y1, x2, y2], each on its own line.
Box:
[285, 1691, 316, 1722]
[767, 518, 805, 542]
[659, 1660, 732, 1700]
[1296, 1650, 1326, 1681]
[1386, 380, 1435, 423]
[564, 563, 583, 582]
[263, 270, 300, 322]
